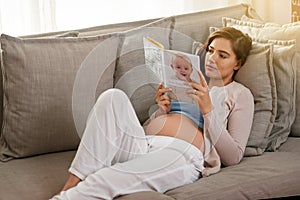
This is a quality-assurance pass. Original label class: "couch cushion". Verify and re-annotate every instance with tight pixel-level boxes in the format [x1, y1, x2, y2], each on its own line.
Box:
[222, 17, 300, 137]
[0, 151, 76, 200]
[278, 137, 300, 153]
[77, 18, 160, 37]
[0, 33, 119, 161]
[0, 150, 173, 200]
[0, 31, 80, 141]
[235, 42, 277, 156]
[253, 39, 296, 151]
[20, 31, 80, 38]
[165, 151, 300, 199]
[2, 145, 300, 200]
[114, 17, 175, 123]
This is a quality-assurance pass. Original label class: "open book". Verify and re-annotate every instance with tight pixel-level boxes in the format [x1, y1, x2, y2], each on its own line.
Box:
[143, 37, 200, 104]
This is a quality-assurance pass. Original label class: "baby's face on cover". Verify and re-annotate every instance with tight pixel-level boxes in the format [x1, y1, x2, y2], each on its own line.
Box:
[172, 56, 193, 81]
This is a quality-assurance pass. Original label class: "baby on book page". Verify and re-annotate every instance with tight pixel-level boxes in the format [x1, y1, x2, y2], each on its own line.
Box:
[164, 51, 200, 104]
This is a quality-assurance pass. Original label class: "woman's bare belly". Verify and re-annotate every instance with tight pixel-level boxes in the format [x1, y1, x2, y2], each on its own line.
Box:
[145, 113, 204, 152]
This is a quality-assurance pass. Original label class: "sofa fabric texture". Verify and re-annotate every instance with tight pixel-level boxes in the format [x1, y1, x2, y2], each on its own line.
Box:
[0, 33, 120, 161]
[0, 3, 300, 200]
[1, 138, 299, 200]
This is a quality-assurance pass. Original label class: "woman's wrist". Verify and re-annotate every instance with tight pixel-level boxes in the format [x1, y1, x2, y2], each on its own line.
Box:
[202, 105, 214, 116]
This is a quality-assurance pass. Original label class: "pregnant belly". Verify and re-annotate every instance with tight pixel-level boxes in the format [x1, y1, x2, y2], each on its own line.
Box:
[145, 113, 204, 152]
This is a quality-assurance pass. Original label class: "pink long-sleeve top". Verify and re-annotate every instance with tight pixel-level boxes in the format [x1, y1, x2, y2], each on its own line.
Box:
[202, 81, 254, 176]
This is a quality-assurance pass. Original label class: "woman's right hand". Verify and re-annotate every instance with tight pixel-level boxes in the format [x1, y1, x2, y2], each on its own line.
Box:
[155, 82, 172, 114]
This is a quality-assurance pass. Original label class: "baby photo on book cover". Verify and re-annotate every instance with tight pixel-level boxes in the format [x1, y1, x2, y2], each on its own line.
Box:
[162, 51, 200, 104]
[143, 36, 200, 104]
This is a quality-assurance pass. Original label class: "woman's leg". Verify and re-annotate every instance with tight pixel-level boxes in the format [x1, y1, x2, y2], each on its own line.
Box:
[53, 136, 204, 200]
[61, 89, 149, 191]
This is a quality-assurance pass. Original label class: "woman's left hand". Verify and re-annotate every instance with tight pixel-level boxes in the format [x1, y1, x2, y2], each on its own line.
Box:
[186, 71, 213, 115]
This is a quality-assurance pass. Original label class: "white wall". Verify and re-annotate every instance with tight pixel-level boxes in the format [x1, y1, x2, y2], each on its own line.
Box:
[1, 0, 291, 36]
[54, 0, 238, 31]
[251, 0, 292, 24]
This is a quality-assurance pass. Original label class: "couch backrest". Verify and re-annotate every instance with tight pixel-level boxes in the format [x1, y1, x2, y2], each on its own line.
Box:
[171, 4, 260, 53]
[0, 4, 255, 161]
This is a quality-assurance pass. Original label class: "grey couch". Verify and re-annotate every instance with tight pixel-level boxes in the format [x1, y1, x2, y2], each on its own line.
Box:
[1, 4, 300, 200]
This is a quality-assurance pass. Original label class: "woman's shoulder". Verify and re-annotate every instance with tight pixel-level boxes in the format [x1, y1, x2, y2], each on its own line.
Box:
[229, 81, 254, 100]
[209, 81, 253, 102]
[230, 80, 247, 89]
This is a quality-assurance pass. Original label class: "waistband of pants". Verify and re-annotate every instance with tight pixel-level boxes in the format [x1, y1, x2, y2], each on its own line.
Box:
[146, 135, 202, 159]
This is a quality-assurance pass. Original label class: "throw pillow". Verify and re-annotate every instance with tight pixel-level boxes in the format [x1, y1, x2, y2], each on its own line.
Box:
[251, 39, 296, 151]
[0, 33, 120, 161]
[0, 31, 80, 141]
[222, 17, 300, 137]
[114, 17, 175, 124]
[234, 42, 277, 156]
[20, 31, 80, 39]
[253, 39, 296, 151]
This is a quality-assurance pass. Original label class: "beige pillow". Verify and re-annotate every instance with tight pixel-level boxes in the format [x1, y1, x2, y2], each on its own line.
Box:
[234, 43, 277, 156]
[193, 41, 277, 156]
[0, 31, 80, 144]
[0, 33, 119, 161]
[255, 39, 296, 151]
[223, 17, 300, 137]
[114, 17, 175, 123]
[20, 31, 80, 38]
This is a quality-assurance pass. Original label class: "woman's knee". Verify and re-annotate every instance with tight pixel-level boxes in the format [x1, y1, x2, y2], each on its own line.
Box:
[94, 88, 130, 110]
[97, 88, 127, 103]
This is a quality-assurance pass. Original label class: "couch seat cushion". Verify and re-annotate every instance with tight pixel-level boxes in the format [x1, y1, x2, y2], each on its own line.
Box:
[0, 151, 75, 200]
[0, 150, 173, 200]
[166, 149, 300, 199]
[278, 137, 300, 153]
[1, 141, 300, 200]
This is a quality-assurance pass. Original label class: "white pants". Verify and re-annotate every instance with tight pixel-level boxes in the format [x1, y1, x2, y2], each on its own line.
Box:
[51, 89, 204, 200]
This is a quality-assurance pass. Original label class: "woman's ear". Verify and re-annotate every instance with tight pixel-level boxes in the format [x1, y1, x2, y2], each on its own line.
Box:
[234, 60, 242, 70]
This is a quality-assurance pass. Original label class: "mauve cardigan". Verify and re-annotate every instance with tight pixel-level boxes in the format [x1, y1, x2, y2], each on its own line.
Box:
[202, 81, 254, 176]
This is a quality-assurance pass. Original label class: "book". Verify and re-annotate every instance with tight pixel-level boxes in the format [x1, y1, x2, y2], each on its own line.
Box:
[143, 36, 200, 104]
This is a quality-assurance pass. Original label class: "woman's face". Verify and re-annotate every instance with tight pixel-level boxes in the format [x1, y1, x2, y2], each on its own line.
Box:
[205, 37, 240, 86]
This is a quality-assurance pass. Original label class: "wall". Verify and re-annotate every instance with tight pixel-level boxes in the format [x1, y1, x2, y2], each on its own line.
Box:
[251, 0, 292, 24]
[292, 0, 300, 22]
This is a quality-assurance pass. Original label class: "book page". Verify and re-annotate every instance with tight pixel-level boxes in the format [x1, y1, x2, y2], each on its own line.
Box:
[143, 37, 164, 81]
[162, 50, 200, 104]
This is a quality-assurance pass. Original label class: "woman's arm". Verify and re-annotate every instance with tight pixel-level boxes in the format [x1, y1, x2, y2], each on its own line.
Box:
[204, 87, 254, 166]
[143, 82, 172, 127]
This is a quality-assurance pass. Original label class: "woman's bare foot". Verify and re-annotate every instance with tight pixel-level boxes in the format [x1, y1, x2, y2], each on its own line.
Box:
[61, 173, 82, 192]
